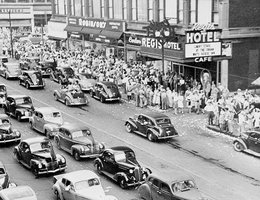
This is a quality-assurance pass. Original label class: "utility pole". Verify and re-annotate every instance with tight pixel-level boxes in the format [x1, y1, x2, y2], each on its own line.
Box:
[8, 10, 13, 58]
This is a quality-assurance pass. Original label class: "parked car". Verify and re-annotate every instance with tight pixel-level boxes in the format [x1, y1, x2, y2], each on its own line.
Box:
[18, 70, 45, 89]
[53, 170, 118, 200]
[38, 60, 57, 76]
[54, 123, 105, 160]
[0, 185, 37, 200]
[138, 171, 205, 200]
[0, 84, 7, 105]
[125, 112, 178, 142]
[20, 56, 40, 71]
[75, 73, 96, 92]
[90, 82, 121, 103]
[3, 95, 34, 121]
[13, 137, 67, 178]
[0, 114, 21, 144]
[29, 107, 64, 138]
[0, 62, 21, 79]
[53, 86, 88, 106]
[233, 130, 260, 156]
[50, 66, 75, 85]
[94, 146, 151, 189]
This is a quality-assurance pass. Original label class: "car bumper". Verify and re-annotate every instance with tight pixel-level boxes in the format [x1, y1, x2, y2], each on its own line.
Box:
[80, 153, 100, 158]
[126, 180, 145, 187]
[38, 165, 67, 175]
[105, 97, 121, 101]
[0, 137, 20, 144]
[29, 84, 45, 88]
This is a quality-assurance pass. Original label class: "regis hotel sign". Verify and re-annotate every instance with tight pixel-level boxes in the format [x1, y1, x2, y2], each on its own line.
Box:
[185, 23, 222, 59]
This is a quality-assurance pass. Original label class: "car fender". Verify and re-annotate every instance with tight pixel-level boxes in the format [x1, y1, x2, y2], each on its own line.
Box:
[43, 123, 58, 133]
[125, 119, 138, 131]
[54, 90, 61, 98]
[147, 128, 159, 137]
[94, 158, 103, 168]
[233, 138, 248, 149]
[114, 172, 129, 182]
[13, 146, 21, 157]
[138, 183, 152, 200]
[15, 109, 25, 116]
[30, 159, 41, 168]
[29, 117, 34, 125]
[52, 183, 64, 200]
[71, 144, 86, 155]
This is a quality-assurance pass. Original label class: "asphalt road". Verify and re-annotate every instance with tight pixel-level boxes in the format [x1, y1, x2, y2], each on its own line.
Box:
[0, 77, 260, 200]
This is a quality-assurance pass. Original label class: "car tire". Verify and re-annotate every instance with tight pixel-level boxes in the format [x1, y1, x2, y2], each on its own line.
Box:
[45, 130, 51, 139]
[233, 141, 245, 152]
[147, 132, 154, 142]
[14, 151, 21, 163]
[100, 96, 105, 103]
[90, 90, 94, 98]
[73, 151, 80, 161]
[55, 138, 61, 150]
[119, 178, 127, 189]
[125, 123, 132, 133]
[46, 68, 52, 74]
[54, 189, 61, 200]
[31, 167, 39, 178]
[5, 73, 7, 79]
[17, 114, 22, 122]
[96, 163, 102, 175]
[65, 99, 70, 106]
[26, 83, 30, 89]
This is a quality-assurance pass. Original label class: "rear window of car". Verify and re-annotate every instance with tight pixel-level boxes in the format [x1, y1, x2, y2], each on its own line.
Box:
[156, 118, 171, 125]
[75, 178, 100, 190]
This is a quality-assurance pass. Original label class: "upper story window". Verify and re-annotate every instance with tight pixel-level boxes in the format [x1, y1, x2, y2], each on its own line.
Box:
[131, 0, 149, 22]
[88, 0, 93, 17]
[70, 0, 75, 16]
[177, 0, 184, 23]
[74, 0, 82, 16]
[212, 0, 219, 24]
[158, 0, 164, 21]
[93, 0, 101, 18]
[148, 0, 153, 21]
[55, 0, 66, 15]
[165, 0, 177, 24]
[111, 0, 123, 19]
[132, 0, 137, 21]
[190, 0, 198, 24]
[101, 0, 105, 18]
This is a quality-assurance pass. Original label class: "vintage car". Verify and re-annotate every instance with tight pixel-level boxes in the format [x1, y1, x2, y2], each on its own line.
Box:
[53, 170, 118, 200]
[29, 107, 64, 138]
[90, 82, 121, 103]
[0, 114, 21, 144]
[0, 185, 37, 200]
[3, 95, 34, 122]
[0, 84, 7, 105]
[138, 171, 205, 200]
[233, 129, 260, 156]
[50, 66, 75, 85]
[38, 60, 57, 76]
[125, 112, 178, 142]
[20, 56, 40, 71]
[54, 86, 89, 106]
[54, 123, 105, 161]
[75, 73, 96, 92]
[0, 62, 21, 79]
[18, 70, 45, 89]
[94, 146, 151, 189]
[13, 137, 67, 178]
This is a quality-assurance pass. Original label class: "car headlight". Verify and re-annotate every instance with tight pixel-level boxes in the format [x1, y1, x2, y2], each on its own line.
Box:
[129, 169, 134, 173]
[0, 135, 3, 139]
[37, 162, 42, 168]
[98, 143, 105, 150]
[60, 156, 66, 163]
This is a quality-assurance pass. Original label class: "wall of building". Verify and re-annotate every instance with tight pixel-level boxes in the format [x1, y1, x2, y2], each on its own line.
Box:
[229, 0, 260, 27]
[228, 38, 260, 91]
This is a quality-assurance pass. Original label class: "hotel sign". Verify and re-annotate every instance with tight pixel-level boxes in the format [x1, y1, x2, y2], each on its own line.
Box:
[185, 23, 222, 59]
[141, 37, 182, 51]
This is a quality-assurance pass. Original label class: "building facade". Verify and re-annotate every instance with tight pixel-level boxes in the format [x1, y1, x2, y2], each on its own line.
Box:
[49, 0, 260, 91]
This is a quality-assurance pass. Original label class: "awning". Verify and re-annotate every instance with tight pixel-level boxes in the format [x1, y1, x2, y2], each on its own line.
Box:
[81, 27, 102, 35]
[64, 25, 82, 32]
[251, 77, 260, 86]
[99, 30, 122, 39]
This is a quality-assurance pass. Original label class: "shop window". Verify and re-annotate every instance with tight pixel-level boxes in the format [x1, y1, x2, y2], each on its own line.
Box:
[34, 0, 45, 2]
[190, 0, 198, 24]
[212, 0, 219, 24]
[3, 0, 16, 2]
[165, 0, 177, 24]
[18, 0, 30, 2]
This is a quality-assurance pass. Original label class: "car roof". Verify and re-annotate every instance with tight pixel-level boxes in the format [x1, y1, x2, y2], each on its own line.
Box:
[34, 107, 60, 114]
[0, 185, 36, 200]
[60, 123, 90, 132]
[148, 170, 194, 185]
[110, 146, 134, 153]
[23, 137, 49, 145]
[62, 170, 99, 184]
[141, 112, 169, 119]
[8, 94, 30, 99]
[0, 114, 9, 120]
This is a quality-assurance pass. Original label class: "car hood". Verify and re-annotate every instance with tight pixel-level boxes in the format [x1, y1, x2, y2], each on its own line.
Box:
[117, 160, 139, 168]
[16, 104, 33, 110]
[73, 136, 95, 145]
[32, 151, 52, 160]
[175, 189, 203, 200]
[76, 186, 105, 200]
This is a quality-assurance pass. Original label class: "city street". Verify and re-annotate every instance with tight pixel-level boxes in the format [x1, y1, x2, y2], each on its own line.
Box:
[1, 77, 260, 200]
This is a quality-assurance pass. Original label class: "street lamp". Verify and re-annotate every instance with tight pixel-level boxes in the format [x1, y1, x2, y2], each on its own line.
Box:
[8, 10, 13, 58]
[144, 19, 177, 75]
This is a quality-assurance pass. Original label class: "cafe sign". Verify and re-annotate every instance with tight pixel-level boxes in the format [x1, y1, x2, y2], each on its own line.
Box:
[185, 23, 222, 59]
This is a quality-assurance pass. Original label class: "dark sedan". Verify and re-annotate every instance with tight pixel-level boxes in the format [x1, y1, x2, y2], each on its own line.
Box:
[90, 81, 121, 103]
[125, 112, 178, 142]
[18, 70, 45, 89]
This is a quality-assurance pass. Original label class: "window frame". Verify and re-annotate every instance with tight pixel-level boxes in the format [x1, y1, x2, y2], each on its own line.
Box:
[189, 0, 198, 24]
[211, 0, 219, 24]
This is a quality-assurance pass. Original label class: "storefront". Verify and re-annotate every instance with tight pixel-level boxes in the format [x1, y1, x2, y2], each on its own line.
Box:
[47, 20, 67, 49]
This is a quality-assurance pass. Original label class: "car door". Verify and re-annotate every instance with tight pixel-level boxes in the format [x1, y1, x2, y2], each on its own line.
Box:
[103, 152, 116, 174]
[136, 115, 148, 134]
[9, 98, 16, 115]
[95, 84, 101, 98]
[19, 142, 32, 166]
[36, 112, 45, 133]
[60, 178, 76, 200]
[158, 182, 173, 200]
[0, 63, 5, 76]
[64, 130, 74, 151]
[150, 178, 162, 200]
[58, 128, 67, 150]
[247, 132, 259, 152]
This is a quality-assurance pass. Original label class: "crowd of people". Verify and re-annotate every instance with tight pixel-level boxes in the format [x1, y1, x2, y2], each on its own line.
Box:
[12, 40, 260, 135]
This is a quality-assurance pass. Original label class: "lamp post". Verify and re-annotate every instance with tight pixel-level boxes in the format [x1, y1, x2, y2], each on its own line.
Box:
[145, 19, 177, 75]
[8, 10, 13, 58]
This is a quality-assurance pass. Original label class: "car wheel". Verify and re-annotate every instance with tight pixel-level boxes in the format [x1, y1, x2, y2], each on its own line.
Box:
[90, 90, 94, 97]
[54, 189, 61, 200]
[125, 123, 132, 133]
[119, 178, 127, 189]
[26, 83, 30, 89]
[31, 167, 39, 178]
[45, 130, 51, 139]
[14, 151, 21, 163]
[73, 151, 80, 161]
[96, 163, 102, 175]
[55, 138, 61, 150]
[65, 99, 70, 106]
[46, 68, 52, 74]
[17, 114, 22, 122]
[5, 73, 7, 79]
[100, 96, 105, 103]
[147, 132, 154, 142]
[233, 141, 245, 152]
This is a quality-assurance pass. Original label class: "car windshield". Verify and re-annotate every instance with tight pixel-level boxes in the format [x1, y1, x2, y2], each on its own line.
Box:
[0, 167, 5, 174]
[156, 118, 171, 125]
[44, 112, 62, 120]
[30, 141, 51, 153]
[114, 151, 126, 162]
[15, 97, 32, 105]
[71, 130, 90, 138]
[172, 180, 196, 192]
[74, 178, 100, 190]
